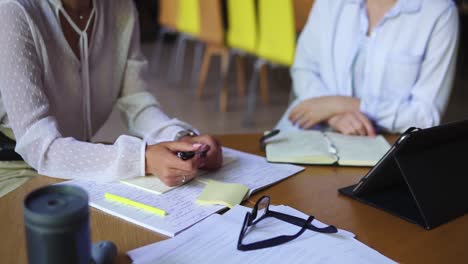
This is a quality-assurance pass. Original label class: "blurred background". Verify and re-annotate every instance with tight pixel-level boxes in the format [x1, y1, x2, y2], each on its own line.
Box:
[93, 0, 468, 142]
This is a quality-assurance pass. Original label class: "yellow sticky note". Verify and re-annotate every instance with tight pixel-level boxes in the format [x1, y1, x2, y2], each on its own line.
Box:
[196, 180, 249, 208]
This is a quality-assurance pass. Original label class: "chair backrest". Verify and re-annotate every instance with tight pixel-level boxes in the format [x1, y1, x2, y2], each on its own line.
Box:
[176, 0, 201, 36]
[226, 0, 258, 53]
[256, 0, 296, 66]
[293, 0, 314, 33]
[198, 0, 225, 45]
[159, 0, 179, 29]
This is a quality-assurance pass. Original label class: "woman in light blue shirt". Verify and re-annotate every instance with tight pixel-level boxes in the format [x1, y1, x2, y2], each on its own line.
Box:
[276, 0, 459, 135]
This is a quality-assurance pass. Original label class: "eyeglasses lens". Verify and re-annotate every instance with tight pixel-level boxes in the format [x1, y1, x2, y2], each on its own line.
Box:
[252, 196, 269, 223]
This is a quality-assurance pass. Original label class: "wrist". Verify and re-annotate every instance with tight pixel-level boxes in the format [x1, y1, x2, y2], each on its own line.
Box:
[333, 96, 360, 114]
[174, 129, 197, 141]
[144, 145, 151, 175]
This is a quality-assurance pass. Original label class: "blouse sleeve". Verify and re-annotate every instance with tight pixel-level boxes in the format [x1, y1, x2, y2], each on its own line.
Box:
[116, 2, 197, 145]
[0, 2, 145, 181]
[290, 0, 333, 101]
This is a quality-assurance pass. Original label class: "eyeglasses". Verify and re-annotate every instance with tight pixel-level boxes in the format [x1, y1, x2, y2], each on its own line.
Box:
[237, 196, 338, 251]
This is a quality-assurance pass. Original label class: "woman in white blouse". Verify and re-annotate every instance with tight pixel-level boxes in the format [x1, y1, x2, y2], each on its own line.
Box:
[0, 0, 222, 186]
[277, 0, 459, 136]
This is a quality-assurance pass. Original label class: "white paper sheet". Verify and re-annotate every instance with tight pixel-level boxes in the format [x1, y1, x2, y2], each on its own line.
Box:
[127, 205, 396, 264]
[222, 205, 356, 238]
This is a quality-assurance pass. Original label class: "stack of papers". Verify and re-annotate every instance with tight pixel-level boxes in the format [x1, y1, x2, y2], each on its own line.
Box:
[65, 148, 303, 237]
[127, 205, 396, 264]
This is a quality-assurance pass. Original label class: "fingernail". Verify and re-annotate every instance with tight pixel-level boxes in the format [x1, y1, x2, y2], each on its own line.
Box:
[192, 143, 202, 148]
[200, 144, 210, 151]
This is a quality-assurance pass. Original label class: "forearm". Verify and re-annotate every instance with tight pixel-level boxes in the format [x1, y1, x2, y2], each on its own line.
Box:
[117, 91, 197, 144]
[16, 128, 145, 181]
[309, 96, 361, 120]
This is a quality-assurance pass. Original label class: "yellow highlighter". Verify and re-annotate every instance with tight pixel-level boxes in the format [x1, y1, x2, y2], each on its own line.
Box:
[104, 192, 167, 217]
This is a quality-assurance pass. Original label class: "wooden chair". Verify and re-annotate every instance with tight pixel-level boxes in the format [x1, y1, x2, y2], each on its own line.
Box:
[195, 0, 254, 112]
[293, 0, 315, 33]
[194, 0, 230, 111]
[196, 0, 250, 112]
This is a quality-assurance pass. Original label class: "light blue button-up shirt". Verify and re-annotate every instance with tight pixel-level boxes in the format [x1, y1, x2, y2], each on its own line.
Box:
[285, 0, 459, 133]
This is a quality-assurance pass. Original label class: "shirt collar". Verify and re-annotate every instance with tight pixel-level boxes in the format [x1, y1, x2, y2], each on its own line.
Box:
[346, 0, 422, 15]
[47, 0, 62, 8]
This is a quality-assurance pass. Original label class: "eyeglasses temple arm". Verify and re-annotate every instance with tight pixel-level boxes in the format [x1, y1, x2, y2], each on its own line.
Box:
[269, 211, 338, 234]
[238, 216, 313, 251]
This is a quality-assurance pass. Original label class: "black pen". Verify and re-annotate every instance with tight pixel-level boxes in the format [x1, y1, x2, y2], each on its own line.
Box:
[177, 151, 196, 160]
[176, 150, 209, 161]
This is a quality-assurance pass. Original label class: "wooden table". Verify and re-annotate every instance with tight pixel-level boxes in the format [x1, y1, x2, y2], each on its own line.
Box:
[1, 134, 467, 264]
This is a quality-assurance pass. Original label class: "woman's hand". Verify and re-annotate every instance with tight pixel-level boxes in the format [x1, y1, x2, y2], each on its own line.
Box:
[289, 96, 360, 129]
[327, 111, 376, 136]
[145, 141, 202, 187]
[179, 134, 223, 170]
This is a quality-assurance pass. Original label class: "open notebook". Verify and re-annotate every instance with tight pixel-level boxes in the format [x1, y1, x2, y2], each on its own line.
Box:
[121, 155, 238, 195]
[265, 131, 391, 166]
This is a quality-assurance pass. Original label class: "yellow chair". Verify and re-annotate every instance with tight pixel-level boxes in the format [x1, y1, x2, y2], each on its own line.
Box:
[169, 0, 201, 83]
[176, 0, 201, 37]
[226, 0, 258, 54]
[244, 0, 297, 126]
[257, 0, 296, 66]
[151, 0, 179, 74]
[195, 0, 259, 112]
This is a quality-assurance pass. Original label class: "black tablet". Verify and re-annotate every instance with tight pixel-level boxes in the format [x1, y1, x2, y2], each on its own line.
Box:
[339, 121, 468, 229]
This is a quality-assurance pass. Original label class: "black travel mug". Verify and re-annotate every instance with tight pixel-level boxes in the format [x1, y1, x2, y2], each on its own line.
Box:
[23, 185, 91, 264]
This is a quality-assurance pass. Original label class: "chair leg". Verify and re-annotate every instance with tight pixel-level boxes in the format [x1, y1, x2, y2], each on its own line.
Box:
[235, 55, 246, 98]
[191, 41, 205, 91]
[195, 46, 213, 98]
[170, 35, 187, 83]
[259, 63, 269, 106]
[151, 28, 168, 75]
[243, 60, 264, 127]
[219, 49, 232, 112]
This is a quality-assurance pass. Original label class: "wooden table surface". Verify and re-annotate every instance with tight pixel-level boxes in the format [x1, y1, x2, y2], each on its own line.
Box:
[0, 134, 467, 264]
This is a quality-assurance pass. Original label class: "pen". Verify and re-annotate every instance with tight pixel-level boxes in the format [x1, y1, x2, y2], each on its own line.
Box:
[177, 151, 196, 160]
[104, 193, 167, 217]
[177, 150, 209, 160]
[259, 129, 280, 151]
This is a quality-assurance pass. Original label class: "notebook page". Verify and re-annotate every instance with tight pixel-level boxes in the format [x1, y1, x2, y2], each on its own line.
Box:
[63, 180, 224, 237]
[120, 150, 239, 195]
[197, 148, 304, 194]
[325, 132, 391, 166]
[265, 131, 337, 164]
[120, 175, 174, 195]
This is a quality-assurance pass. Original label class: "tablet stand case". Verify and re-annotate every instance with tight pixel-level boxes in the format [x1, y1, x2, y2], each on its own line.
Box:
[339, 121, 468, 229]
[0, 131, 22, 161]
